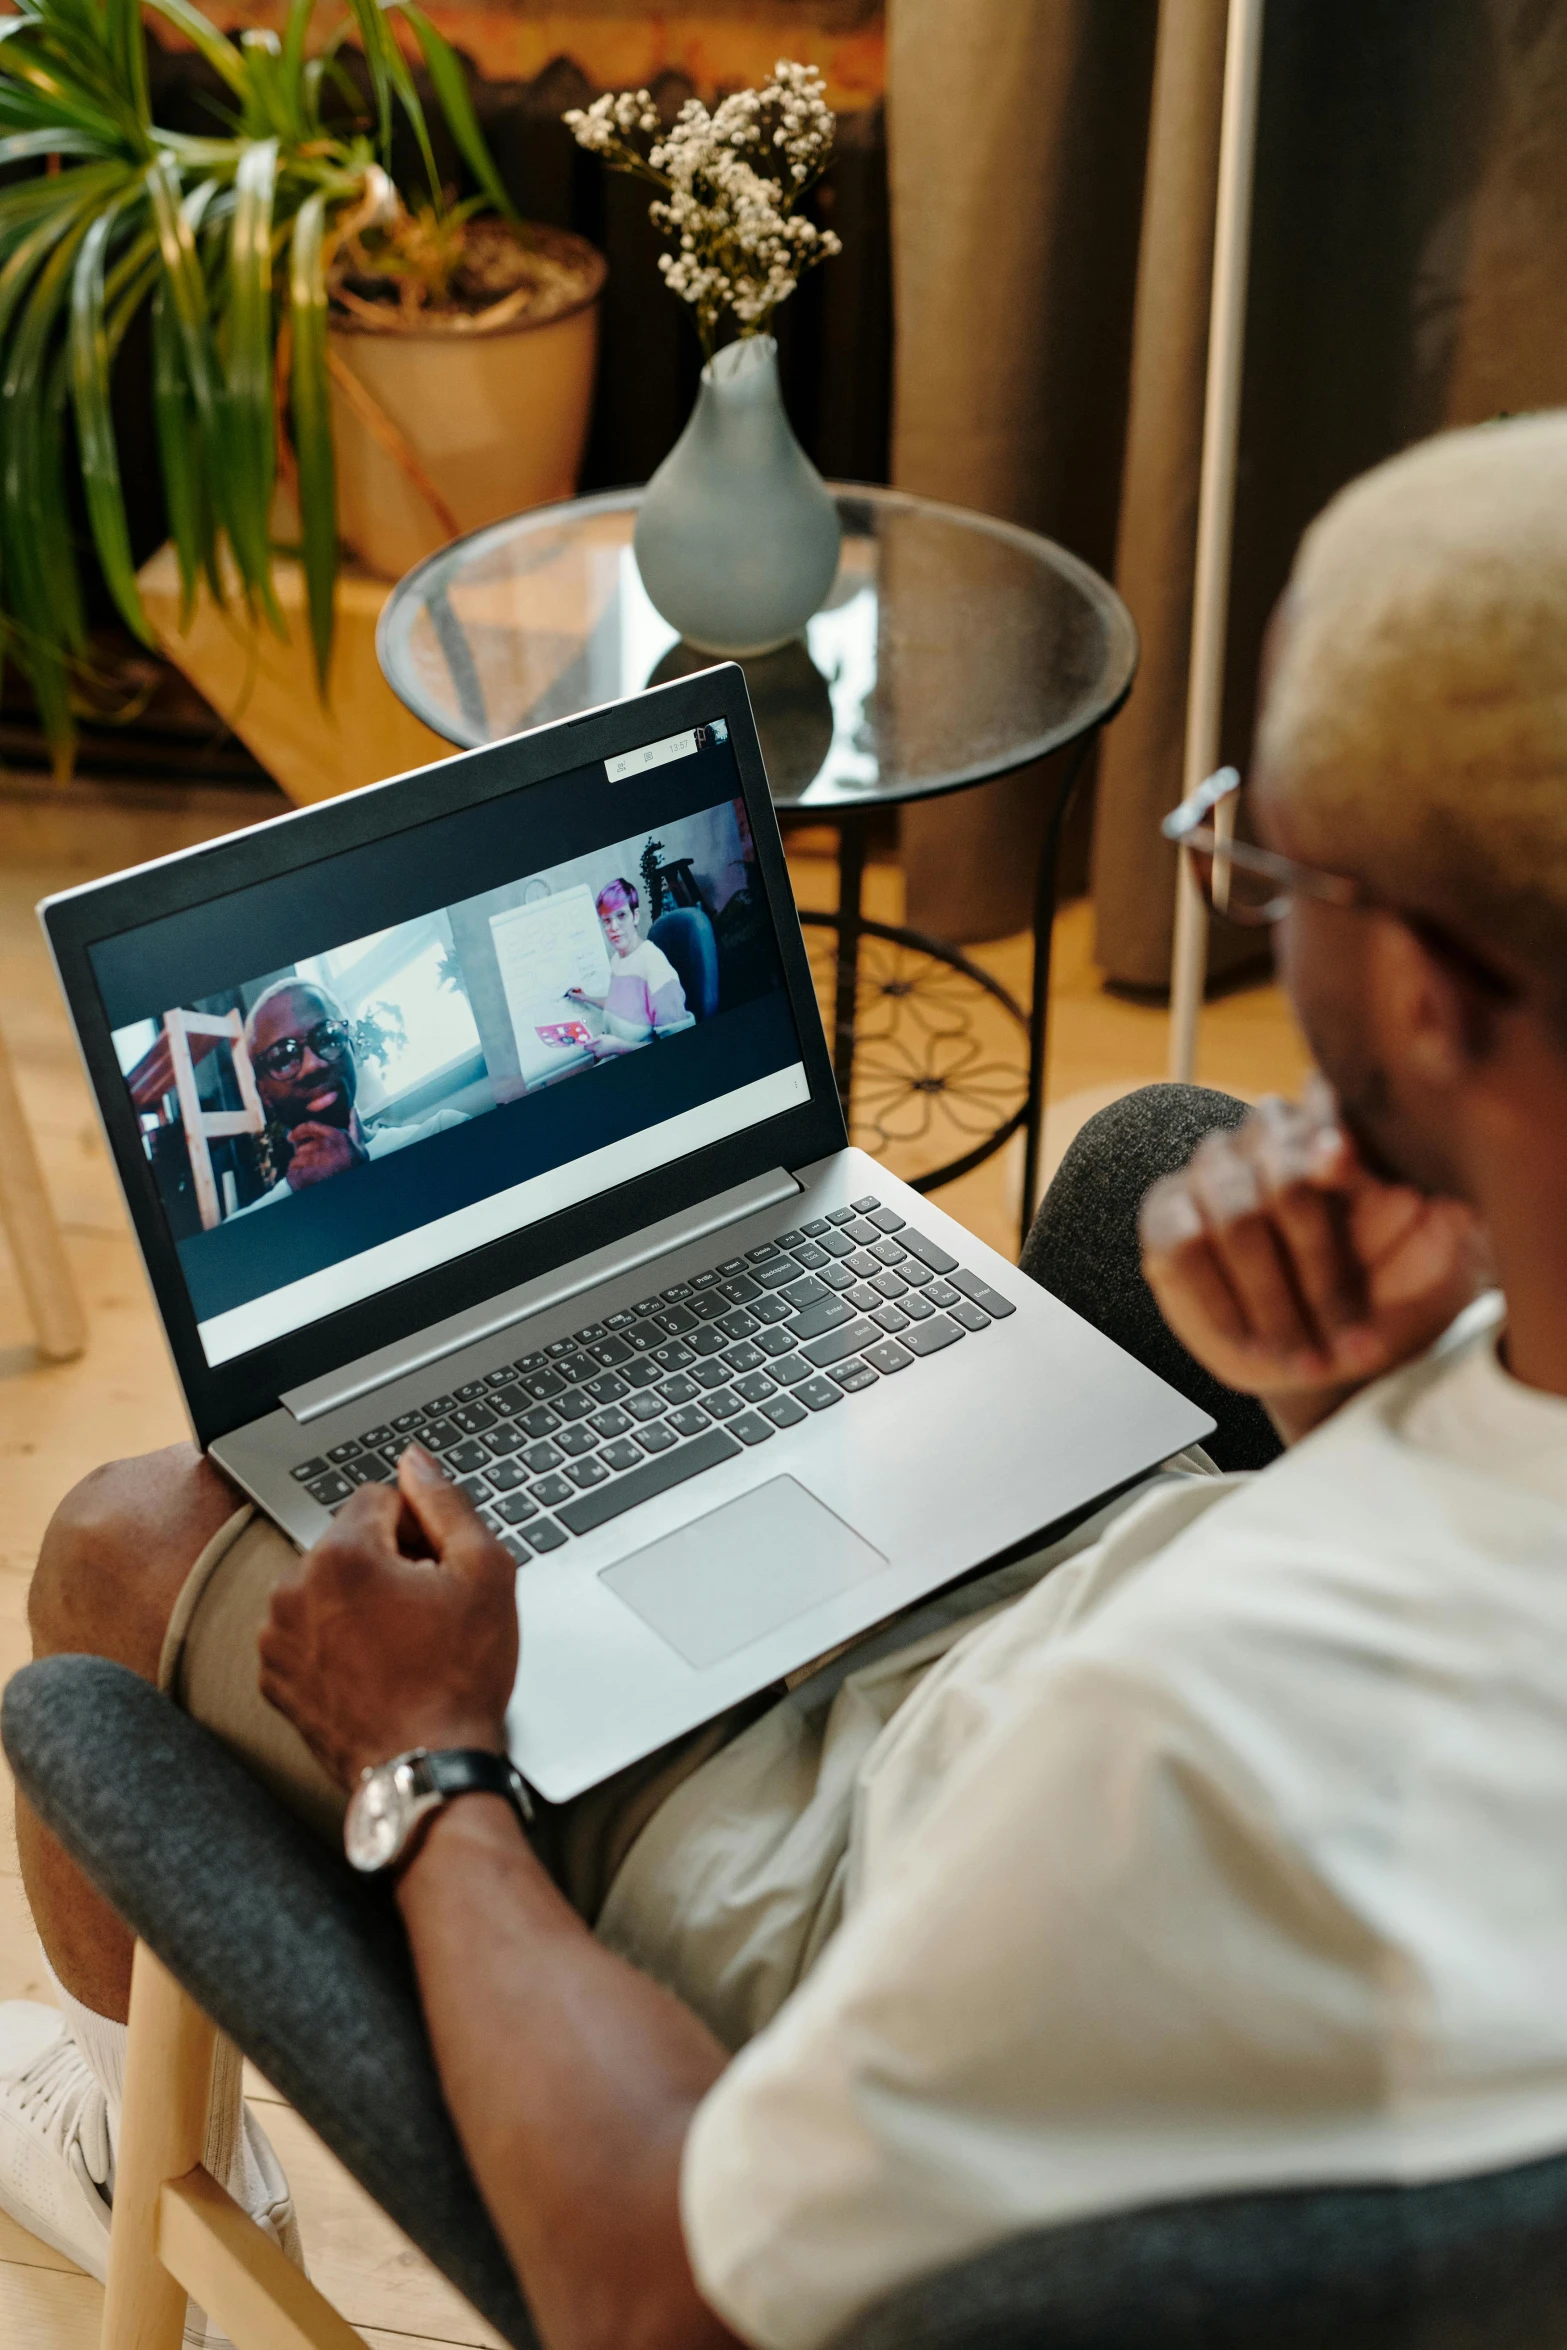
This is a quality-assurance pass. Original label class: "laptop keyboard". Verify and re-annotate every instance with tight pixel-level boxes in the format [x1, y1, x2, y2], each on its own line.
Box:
[287, 1195, 1016, 1563]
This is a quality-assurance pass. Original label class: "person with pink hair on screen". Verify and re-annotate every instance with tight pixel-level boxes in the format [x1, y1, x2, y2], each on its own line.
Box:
[566, 876, 695, 1058]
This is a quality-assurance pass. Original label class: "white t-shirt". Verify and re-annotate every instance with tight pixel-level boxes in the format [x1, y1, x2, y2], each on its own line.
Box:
[670, 1301, 1567, 2349]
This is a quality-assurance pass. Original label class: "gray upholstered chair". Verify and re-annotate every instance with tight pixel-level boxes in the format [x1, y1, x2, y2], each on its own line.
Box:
[8, 1654, 1567, 2350]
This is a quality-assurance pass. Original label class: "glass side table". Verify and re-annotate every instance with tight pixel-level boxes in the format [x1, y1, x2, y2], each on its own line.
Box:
[378, 486, 1137, 1246]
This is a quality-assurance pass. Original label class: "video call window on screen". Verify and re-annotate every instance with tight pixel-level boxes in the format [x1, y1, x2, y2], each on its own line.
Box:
[112, 792, 775, 1243]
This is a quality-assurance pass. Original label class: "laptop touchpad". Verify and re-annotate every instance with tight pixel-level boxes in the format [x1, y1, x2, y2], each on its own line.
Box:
[599, 1478, 889, 1671]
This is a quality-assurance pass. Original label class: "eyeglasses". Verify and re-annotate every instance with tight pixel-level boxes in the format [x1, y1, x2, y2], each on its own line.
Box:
[1163, 767, 1522, 1003]
[1161, 767, 1363, 927]
[252, 1019, 353, 1082]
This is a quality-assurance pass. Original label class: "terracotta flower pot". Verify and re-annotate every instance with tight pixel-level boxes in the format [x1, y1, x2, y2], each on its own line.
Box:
[327, 223, 606, 581]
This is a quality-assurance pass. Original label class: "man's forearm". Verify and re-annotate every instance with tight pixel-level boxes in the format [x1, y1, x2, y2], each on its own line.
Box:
[394, 1794, 740, 2350]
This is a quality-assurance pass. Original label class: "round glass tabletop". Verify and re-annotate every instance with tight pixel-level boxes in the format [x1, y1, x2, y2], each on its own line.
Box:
[376, 486, 1137, 811]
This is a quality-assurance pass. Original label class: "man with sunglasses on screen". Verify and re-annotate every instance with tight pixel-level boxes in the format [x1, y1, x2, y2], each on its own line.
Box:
[232, 979, 468, 1214]
[7, 416, 1567, 2350]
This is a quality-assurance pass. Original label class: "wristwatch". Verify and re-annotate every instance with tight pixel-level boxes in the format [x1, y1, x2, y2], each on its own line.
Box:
[344, 1747, 535, 1875]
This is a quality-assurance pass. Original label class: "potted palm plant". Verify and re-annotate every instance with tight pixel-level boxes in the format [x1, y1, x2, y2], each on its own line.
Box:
[0, 0, 603, 769]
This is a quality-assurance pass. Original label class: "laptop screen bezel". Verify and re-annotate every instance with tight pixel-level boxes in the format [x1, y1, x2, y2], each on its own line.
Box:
[42, 665, 846, 1448]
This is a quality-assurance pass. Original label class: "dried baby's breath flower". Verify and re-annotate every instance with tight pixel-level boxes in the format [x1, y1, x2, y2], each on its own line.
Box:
[564, 63, 840, 357]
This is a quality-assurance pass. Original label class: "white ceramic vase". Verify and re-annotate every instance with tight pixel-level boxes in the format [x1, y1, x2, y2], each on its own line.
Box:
[633, 335, 842, 656]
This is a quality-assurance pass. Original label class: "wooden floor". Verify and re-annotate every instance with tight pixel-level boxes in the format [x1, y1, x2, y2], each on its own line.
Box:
[0, 773, 1310, 2348]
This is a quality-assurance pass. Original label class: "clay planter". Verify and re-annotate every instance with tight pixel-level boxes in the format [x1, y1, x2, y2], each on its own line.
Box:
[327, 222, 606, 581]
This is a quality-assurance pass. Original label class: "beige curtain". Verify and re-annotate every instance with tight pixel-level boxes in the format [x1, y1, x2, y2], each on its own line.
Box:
[890, 0, 1567, 985]
[885, 0, 1157, 940]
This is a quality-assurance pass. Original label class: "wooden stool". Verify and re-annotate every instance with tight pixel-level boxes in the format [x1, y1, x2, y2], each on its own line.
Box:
[0, 1015, 85, 1361]
[106, 1941, 360, 2350]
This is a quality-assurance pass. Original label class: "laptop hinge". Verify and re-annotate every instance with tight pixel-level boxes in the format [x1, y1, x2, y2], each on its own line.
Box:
[280, 1167, 802, 1427]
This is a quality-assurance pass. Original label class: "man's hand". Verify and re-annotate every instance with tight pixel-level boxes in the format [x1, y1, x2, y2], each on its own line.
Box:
[284, 1120, 366, 1190]
[1139, 1085, 1488, 1443]
[258, 1447, 519, 1784]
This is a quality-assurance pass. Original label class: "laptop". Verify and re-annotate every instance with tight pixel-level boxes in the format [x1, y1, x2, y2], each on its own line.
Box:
[41, 665, 1212, 1803]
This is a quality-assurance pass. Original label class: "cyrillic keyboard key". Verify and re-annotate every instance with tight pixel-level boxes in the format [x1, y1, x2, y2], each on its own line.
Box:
[904, 1314, 965, 1356]
[600, 1438, 643, 1472]
[899, 1227, 959, 1275]
[733, 1370, 776, 1404]
[555, 1426, 598, 1458]
[704, 1386, 744, 1417]
[532, 1473, 574, 1508]
[556, 1427, 742, 1534]
[786, 1294, 855, 1342]
[636, 1421, 678, 1454]
[802, 1318, 879, 1368]
[667, 1404, 711, 1439]
[497, 1490, 539, 1523]
[566, 1456, 610, 1488]
[768, 1353, 812, 1384]
[521, 1440, 563, 1474]
[951, 1270, 1018, 1318]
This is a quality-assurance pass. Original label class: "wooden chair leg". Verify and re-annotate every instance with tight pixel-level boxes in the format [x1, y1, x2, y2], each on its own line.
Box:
[0, 1015, 85, 1361]
[105, 1940, 365, 2350]
[103, 1941, 217, 2350]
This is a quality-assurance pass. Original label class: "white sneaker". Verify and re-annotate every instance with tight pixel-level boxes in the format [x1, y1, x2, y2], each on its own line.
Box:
[0, 2001, 302, 2347]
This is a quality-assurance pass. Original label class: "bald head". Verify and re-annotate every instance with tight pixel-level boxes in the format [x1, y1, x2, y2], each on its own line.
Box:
[1258, 412, 1567, 1020]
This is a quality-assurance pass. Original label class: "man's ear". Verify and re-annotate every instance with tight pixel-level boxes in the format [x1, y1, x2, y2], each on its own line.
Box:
[1368, 913, 1502, 1088]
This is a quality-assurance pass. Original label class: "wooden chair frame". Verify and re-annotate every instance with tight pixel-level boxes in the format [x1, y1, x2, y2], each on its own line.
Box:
[106, 1940, 363, 2350]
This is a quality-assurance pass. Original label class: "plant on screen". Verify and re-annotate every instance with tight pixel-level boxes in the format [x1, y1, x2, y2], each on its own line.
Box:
[563, 63, 841, 361]
[0, 0, 515, 768]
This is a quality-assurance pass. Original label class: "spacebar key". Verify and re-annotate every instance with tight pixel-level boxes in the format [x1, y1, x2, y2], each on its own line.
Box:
[556, 1428, 742, 1535]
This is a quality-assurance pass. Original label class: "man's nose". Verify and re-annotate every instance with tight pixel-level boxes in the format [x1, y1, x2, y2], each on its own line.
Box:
[296, 1042, 328, 1075]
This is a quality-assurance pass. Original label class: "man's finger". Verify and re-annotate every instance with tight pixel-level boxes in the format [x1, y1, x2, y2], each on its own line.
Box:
[1187, 1133, 1322, 1360]
[1144, 1232, 1251, 1352]
[1267, 1179, 1368, 1335]
[397, 1445, 511, 1579]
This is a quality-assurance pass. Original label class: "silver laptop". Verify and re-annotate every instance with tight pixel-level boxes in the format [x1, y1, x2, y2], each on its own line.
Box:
[42, 666, 1210, 1803]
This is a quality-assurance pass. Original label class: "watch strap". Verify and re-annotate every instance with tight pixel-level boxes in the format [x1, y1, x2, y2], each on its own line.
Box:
[416, 1747, 535, 1827]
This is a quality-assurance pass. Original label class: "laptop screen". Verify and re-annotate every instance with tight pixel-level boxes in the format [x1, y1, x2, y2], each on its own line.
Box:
[89, 720, 808, 1368]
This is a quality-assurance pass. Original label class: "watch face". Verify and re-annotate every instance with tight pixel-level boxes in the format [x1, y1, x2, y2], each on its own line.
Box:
[345, 1767, 408, 1873]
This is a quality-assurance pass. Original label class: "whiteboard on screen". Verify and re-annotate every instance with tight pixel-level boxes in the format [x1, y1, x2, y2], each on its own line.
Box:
[490, 887, 613, 1085]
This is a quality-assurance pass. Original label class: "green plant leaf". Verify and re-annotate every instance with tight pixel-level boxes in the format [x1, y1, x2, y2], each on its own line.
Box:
[103, 0, 148, 130]
[145, 151, 224, 461]
[140, 0, 246, 95]
[393, 1, 515, 221]
[0, 126, 107, 165]
[289, 185, 335, 688]
[223, 135, 282, 628]
[68, 198, 151, 641]
[344, 0, 439, 201]
[151, 275, 210, 619]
